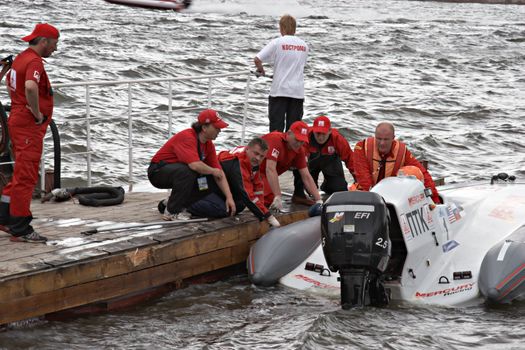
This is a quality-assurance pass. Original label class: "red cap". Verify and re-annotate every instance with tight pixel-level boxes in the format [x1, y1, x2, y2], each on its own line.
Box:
[22, 23, 60, 42]
[289, 121, 309, 143]
[198, 109, 228, 129]
[312, 115, 331, 134]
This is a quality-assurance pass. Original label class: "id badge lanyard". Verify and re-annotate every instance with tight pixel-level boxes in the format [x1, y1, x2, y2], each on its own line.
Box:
[196, 137, 209, 191]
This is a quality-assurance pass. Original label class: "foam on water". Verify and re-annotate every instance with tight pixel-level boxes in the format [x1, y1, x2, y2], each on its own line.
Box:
[188, 0, 313, 17]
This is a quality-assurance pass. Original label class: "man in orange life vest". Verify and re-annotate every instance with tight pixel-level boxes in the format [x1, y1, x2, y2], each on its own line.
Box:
[0, 23, 60, 243]
[260, 120, 323, 211]
[296, 115, 355, 196]
[353, 122, 441, 203]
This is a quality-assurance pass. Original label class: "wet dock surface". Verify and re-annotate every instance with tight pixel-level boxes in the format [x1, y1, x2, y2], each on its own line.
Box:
[0, 187, 309, 326]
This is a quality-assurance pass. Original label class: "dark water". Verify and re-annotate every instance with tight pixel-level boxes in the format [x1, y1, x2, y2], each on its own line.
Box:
[1, 0, 525, 348]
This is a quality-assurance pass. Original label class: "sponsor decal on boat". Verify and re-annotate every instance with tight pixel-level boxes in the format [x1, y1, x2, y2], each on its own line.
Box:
[401, 207, 431, 239]
[442, 240, 459, 253]
[400, 214, 413, 241]
[293, 274, 338, 289]
[423, 204, 434, 226]
[415, 282, 475, 298]
[408, 193, 425, 206]
[488, 207, 514, 222]
[445, 203, 462, 224]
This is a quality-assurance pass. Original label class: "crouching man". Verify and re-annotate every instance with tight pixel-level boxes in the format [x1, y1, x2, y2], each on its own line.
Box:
[189, 137, 280, 227]
[261, 121, 323, 211]
[148, 109, 236, 220]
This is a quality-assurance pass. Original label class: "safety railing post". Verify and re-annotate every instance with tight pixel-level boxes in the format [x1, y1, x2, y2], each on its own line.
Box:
[168, 80, 173, 136]
[48, 71, 251, 190]
[207, 77, 212, 108]
[128, 83, 133, 192]
[40, 140, 46, 194]
[241, 71, 251, 144]
[86, 85, 92, 187]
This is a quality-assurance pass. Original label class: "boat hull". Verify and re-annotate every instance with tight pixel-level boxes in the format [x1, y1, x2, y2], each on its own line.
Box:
[104, 0, 190, 11]
[249, 178, 525, 306]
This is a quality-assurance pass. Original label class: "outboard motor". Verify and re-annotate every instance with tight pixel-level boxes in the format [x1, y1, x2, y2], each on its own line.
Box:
[321, 191, 391, 309]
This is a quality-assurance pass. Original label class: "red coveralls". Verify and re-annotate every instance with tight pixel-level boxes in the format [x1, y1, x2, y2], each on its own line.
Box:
[218, 147, 270, 221]
[3, 48, 53, 233]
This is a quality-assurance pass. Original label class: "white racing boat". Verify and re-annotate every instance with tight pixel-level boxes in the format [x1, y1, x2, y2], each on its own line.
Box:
[248, 173, 525, 308]
[104, 0, 192, 11]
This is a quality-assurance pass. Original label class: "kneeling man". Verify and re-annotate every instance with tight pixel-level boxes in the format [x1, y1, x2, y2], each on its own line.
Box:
[148, 109, 236, 220]
[190, 137, 280, 227]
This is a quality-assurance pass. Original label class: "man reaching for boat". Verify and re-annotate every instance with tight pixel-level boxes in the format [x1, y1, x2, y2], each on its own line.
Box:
[188, 137, 280, 227]
[294, 115, 355, 197]
[260, 121, 323, 212]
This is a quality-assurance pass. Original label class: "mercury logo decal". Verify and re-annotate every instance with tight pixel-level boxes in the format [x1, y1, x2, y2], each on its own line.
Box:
[329, 212, 344, 223]
[415, 282, 475, 298]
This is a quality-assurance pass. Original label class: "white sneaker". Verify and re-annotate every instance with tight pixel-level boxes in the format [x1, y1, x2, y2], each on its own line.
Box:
[163, 209, 191, 221]
[176, 210, 192, 221]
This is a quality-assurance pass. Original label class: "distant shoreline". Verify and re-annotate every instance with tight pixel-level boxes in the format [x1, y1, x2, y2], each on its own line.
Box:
[416, 0, 525, 4]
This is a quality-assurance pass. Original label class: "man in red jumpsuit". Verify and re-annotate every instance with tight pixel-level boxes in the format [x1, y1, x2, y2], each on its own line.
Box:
[0, 23, 60, 242]
[189, 137, 280, 227]
[260, 120, 322, 211]
[353, 122, 440, 203]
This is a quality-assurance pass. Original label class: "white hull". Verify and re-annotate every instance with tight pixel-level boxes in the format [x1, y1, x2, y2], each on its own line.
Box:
[274, 178, 525, 306]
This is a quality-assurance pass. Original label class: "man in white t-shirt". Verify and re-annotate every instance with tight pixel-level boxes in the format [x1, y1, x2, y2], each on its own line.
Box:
[254, 14, 308, 133]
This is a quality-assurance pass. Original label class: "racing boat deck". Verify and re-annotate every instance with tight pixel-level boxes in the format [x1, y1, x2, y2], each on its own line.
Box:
[0, 184, 309, 326]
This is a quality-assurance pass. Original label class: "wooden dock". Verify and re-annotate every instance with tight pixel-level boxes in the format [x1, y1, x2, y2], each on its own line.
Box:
[0, 190, 308, 326]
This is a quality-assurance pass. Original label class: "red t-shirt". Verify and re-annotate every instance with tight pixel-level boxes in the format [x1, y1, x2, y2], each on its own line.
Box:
[7, 48, 54, 118]
[151, 128, 220, 169]
[261, 131, 307, 175]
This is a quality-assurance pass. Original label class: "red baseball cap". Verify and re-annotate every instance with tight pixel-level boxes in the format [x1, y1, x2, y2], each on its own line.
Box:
[312, 115, 331, 134]
[198, 109, 228, 129]
[289, 121, 309, 143]
[22, 23, 60, 42]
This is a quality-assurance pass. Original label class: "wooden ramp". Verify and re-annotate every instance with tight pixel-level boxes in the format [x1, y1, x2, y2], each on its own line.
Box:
[0, 191, 309, 325]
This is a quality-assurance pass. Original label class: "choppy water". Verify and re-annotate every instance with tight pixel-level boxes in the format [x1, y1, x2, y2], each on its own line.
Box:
[1, 0, 524, 348]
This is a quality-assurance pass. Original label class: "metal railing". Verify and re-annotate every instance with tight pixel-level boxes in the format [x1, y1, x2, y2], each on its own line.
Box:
[43, 70, 253, 192]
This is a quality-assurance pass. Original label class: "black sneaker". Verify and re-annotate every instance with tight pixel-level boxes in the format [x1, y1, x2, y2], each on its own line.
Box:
[158, 199, 167, 214]
[10, 231, 48, 243]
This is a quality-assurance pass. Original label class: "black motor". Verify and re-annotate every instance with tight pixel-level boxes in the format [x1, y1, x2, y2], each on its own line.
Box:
[321, 191, 391, 309]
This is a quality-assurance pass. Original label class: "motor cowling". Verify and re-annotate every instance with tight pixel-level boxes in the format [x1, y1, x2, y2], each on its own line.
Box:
[321, 191, 391, 308]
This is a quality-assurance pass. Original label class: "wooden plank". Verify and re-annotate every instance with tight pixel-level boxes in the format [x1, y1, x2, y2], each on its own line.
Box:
[0, 243, 251, 325]
[0, 211, 308, 301]
[0, 217, 257, 299]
